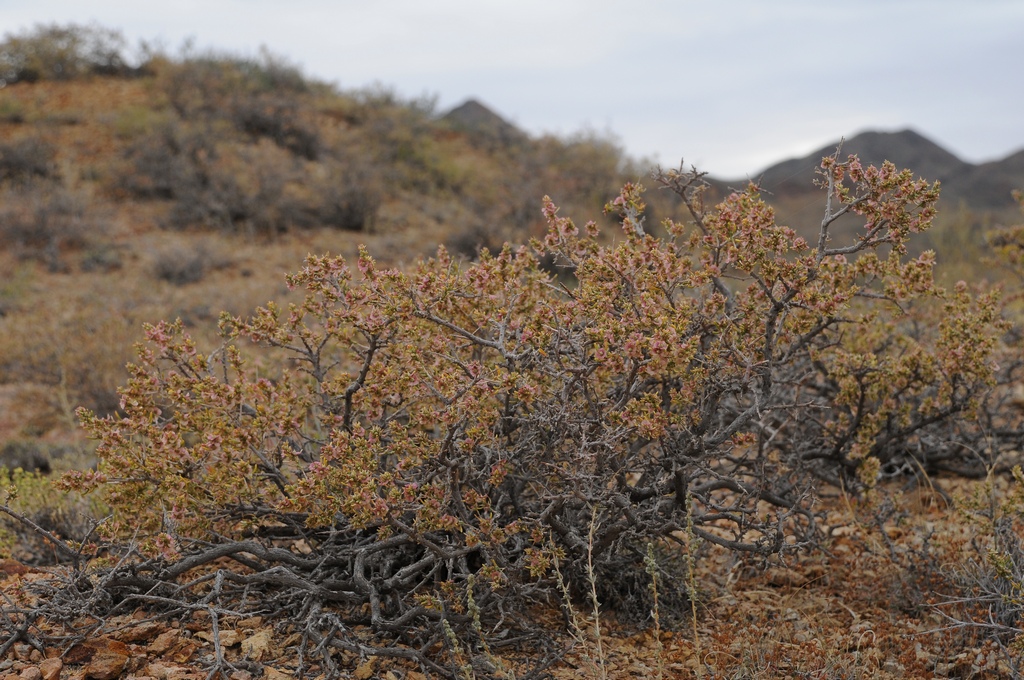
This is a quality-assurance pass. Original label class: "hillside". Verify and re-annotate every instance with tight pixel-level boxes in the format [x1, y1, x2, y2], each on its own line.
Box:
[0, 31, 668, 455]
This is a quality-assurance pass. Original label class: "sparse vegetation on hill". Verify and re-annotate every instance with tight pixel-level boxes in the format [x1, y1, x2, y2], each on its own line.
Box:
[0, 24, 663, 445]
[0, 22, 1023, 680]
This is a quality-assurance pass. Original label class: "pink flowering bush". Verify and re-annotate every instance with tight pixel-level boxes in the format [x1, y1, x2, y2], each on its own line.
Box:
[59, 152, 1019, 673]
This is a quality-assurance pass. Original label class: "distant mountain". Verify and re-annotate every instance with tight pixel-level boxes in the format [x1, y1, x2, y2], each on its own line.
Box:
[719, 129, 1023, 214]
[441, 99, 526, 146]
[947, 148, 1024, 208]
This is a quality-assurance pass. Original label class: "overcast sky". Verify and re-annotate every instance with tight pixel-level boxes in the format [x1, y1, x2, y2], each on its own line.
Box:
[2, 1, 1022, 177]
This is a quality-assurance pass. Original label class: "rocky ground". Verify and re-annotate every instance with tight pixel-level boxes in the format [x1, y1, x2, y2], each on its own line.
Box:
[0, 475, 1017, 679]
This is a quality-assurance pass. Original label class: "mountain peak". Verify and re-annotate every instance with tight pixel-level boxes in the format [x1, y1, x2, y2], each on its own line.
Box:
[749, 128, 971, 195]
[441, 98, 525, 144]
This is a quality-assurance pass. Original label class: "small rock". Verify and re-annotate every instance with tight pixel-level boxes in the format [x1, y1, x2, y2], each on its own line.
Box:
[38, 658, 61, 680]
[241, 629, 273, 662]
[65, 642, 97, 665]
[149, 631, 180, 655]
[83, 639, 129, 680]
[353, 660, 375, 680]
[145, 662, 191, 680]
[12, 648, 29, 664]
[26, 652, 40, 665]
[236, 617, 263, 630]
[194, 630, 242, 647]
[0, 560, 29, 577]
[144, 663, 171, 680]
[18, 667, 40, 680]
[118, 621, 166, 643]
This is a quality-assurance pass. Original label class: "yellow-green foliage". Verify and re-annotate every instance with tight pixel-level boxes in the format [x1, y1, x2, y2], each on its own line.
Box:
[0, 466, 103, 561]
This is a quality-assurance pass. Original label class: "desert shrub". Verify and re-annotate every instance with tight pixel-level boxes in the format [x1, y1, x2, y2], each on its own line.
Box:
[111, 105, 167, 141]
[0, 466, 101, 565]
[0, 305, 134, 420]
[158, 56, 234, 119]
[160, 51, 321, 159]
[547, 131, 631, 207]
[0, 136, 57, 185]
[295, 157, 383, 231]
[151, 245, 212, 286]
[936, 193, 1024, 669]
[0, 23, 132, 85]
[987, 192, 1024, 293]
[78, 243, 124, 273]
[0, 439, 88, 474]
[0, 264, 31, 318]
[122, 123, 301, 235]
[944, 468, 1024, 670]
[44, 152, 1021, 675]
[166, 142, 294, 235]
[0, 97, 25, 124]
[347, 88, 461, 194]
[158, 47, 314, 120]
[120, 122, 212, 200]
[0, 182, 102, 271]
[150, 241, 230, 286]
[123, 118, 381, 234]
[231, 93, 321, 160]
[446, 221, 506, 259]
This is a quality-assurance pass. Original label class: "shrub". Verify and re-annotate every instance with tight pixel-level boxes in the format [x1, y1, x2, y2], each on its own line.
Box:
[0, 97, 26, 124]
[52, 153, 1019, 674]
[151, 245, 212, 286]
[122, 123, 300, 235]
[164, 142, 293, 235]
[120, 122, 210, 201]
[0, 136, 58, 185]
[0, 466, 101, 565]
[0, 305, 134, 421]
[296, 158, 383, 231]
[0, 439, 89, 475]
[231, 93, 321, 160]
[987, 192, 1024, 293]
[0, 23, 132, 86]
[446, 221, 507, 259]
[943, 467, 1024, 670]
[158, 48, 313, 120]
[0, 182, 102, 271]
[123, 119, 381, 234]
[151, 241, 230, 286]
[935, 192, 1024, 669]
[78, 244, 124, 273]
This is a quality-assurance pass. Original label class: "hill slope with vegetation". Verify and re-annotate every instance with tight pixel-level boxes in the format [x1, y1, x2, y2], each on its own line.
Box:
[0, 24, 672, 453]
